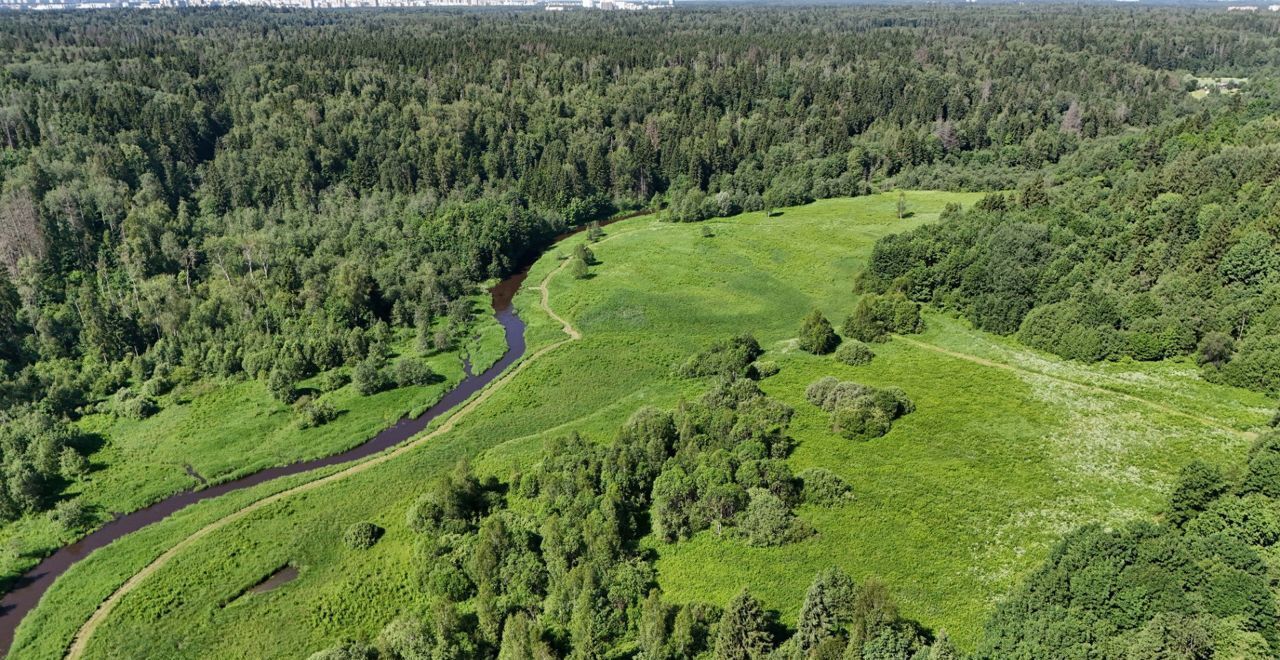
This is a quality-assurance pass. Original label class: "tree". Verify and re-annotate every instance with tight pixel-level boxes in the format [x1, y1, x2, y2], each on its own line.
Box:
[394, 358, 435, 387]
[571, 257, 590, 280]
[741, 488, 805, 547]
[1167, 461, 1227, 527]
[896, 191, 907, 219]
[797, 567, 856, 652]
[849, 578, 899, 648]
[638, 589, 673, 659]
[1197, 332, 1234, 368]
[352, 357, 389, 396]
[714, 589, 773, 660]
[799, 310, 841, 355]
[269, 366, 299, 404]
[59, 446, 89, 481]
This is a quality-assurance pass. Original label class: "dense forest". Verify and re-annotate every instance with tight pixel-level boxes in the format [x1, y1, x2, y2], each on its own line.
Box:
[2, 6, 1276, 521]
[2, 5, 1280, 658]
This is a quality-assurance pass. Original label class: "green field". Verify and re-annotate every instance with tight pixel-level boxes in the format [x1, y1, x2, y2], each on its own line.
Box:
[16, 192, 1273, 658]
[0, 305, 505, 591]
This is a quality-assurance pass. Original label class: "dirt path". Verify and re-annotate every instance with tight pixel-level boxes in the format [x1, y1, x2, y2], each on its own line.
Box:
[895, 336, 1257, 440]
[64, 238, 608, 659]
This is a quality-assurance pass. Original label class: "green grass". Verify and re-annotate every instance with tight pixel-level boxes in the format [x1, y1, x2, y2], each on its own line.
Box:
[15, 192, 1273, 658]
[0, 299, 504, 593]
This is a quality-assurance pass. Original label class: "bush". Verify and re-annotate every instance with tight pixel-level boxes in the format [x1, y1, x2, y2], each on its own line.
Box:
[798, 310, 841, 355]
[831, 400, 892, 440]
[844, 293, 923, 342]
[297, 399, 339, 429]
[306, 640, 377, 660]
[112, 389, 158, 420]
[393, 359, 435, 387]
[317, 370, 350, 392]
[806, 377, 914, 440]
[1197, 332, 1234, 368]
[740, 488, 810, 547]
[352, 358, 389, 396]
[342, 521, 384, 550]
[50, 499, 93, 533]
[678, 334, 764, 379]
[835, 341, 874, 366]
[799, 468, 854, 506]
[753, 361, 780, 379]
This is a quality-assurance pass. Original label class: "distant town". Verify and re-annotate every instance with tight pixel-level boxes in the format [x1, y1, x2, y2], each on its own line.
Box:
[0, 0, 673, 10]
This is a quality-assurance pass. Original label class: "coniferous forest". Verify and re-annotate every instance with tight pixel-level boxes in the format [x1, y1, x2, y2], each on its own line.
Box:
[2, 5, 1280, 660]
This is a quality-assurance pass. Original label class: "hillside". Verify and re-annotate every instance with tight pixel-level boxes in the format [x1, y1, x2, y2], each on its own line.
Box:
[16, 194, 1271, 659]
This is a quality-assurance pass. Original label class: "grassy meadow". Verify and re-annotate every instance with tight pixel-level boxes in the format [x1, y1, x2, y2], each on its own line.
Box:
[14, 192, 1274, 658]
[0, 301, 504, 593]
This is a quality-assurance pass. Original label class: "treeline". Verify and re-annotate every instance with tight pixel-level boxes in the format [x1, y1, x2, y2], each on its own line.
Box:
[861, 105, 1280, 394]
[311, 335, 950, 659]
[979, 430, 1280, 658]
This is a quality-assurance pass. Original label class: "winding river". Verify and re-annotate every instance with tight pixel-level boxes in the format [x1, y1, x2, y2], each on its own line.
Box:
[0, 266, 534, 656]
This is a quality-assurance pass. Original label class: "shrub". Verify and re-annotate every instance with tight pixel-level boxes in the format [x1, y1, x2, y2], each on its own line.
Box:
[571, 257, 590, 279]
[678, 334, 764, 379]
[268, 367, 299, 404]
[798, 310, 841, 355]
[835, 341, 874, 366]
[831, 400, 892, 440]
[297, 399, 339, 429]
[317, 370, 350, 392]
[342, 521, 384, 550]
[51, 499, 93, 533]
[805, 377, 841, 407]
[306, 640, 377, 660]
[394, 358, 435, 387]
[800, 468, 854, 506]
[1197, 331, 1234, 368]
[352, 357, 389, 396]
[753, 361, 780, 379]
[741, 488, 810, 547]
[806, 377, 914, 440]
[112, 389, 158, 420]
[844, 293, 923, 343]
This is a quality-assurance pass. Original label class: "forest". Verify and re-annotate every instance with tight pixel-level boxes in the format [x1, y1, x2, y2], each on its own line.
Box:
[2, 4, 1280, 659]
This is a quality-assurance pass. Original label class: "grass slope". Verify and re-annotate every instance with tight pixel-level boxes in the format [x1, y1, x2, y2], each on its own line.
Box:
[15, 193, 1272, 658]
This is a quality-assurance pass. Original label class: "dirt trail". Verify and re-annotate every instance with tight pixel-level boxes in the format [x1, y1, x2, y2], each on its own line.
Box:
[63, 231, 621, 659]
[895, 336, 1257, 440]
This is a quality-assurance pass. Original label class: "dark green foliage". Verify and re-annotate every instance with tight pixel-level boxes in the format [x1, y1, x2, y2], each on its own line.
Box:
[741, 488, 811, 547]
[0, 410, 90, 520]
[796, 567, 856, 652]
[50, 499, 93, 534]
[799, 310, 841, 355]
[392, 358, 435, 387]
[1167, 461, 1227, 527]
[834, 341, 874, 366]
[980, 435, 1280, 658]
[316, 370, 350, 393]
[753, 361, 780, 379]
[1197, 332, 1234, 368]
[268, 367, 299, 404]
[341, 522, 383, 550]
[806, 378, 914, 441]
[843, 294, 923, 343]
[570, 257, 590, 280]
[351, 357, 389, 396]
[714, 589, 774, 659]
[290, 395, 336, 428]
[678, 334, 764, 379]
[800, 468, 854, 507]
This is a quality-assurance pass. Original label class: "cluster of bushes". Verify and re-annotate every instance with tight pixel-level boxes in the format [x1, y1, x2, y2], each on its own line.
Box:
[980, 431, 1280, 657]
[0, 410, 93, 522]
[806, 377, 915, 441]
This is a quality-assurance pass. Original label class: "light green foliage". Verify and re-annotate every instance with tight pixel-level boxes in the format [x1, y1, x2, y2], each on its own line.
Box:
[834, 341, 874, 367]
[341, 522, 383, 550]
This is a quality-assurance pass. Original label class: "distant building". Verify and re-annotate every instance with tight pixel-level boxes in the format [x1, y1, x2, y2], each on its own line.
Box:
[1226, 5, 1258, 10]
